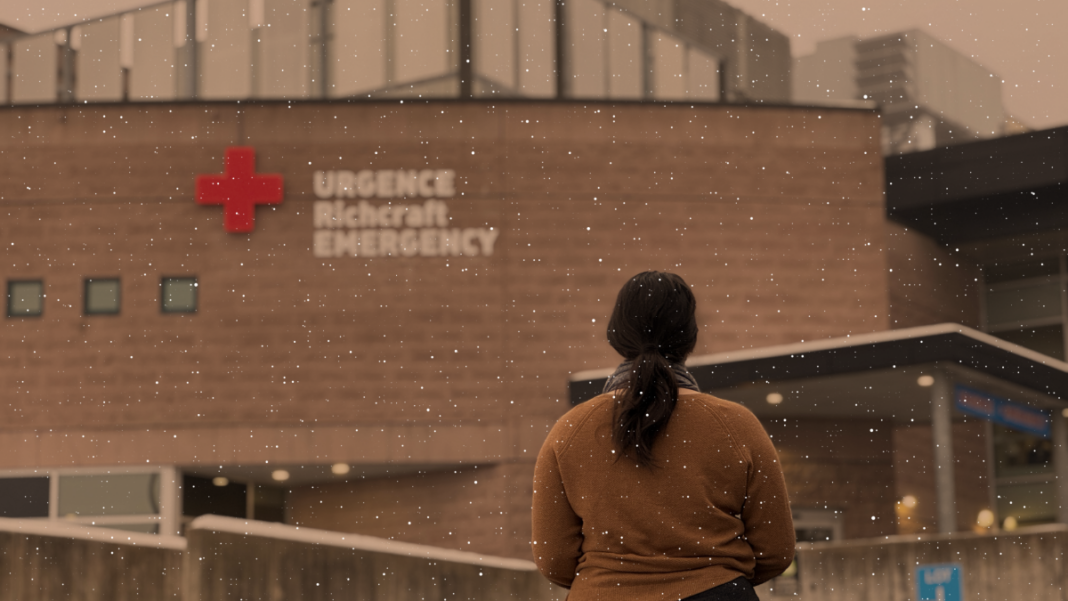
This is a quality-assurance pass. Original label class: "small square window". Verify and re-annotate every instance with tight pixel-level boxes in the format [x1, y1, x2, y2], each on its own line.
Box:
[7, 280, 43, 317]
[85, 278, 121, 315]
[161, 277, 197, 313]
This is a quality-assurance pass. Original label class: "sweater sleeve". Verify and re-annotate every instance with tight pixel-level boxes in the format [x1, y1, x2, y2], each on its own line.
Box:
[738, 410, 795, 585]
[531, 432, 584, 589]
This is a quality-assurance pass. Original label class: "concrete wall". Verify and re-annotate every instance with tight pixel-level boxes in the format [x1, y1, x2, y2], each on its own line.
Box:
[0, 519, 185, 601]
[797, 524, 1068, 601]
[0, 516, 559, 601]
[183, 515, 562, 601]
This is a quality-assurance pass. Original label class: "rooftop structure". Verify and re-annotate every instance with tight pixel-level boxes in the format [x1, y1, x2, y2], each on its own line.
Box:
[794, 30, 1007, 155]
[0, 0, 791, 105]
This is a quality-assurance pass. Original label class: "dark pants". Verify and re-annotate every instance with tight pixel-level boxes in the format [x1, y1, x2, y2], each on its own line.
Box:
[681, 577, 759, 601]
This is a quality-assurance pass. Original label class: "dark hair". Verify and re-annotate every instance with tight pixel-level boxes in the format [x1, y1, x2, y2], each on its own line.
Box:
[606, 271, 698, 467]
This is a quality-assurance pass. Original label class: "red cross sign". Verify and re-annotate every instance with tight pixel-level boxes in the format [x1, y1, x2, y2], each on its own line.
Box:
[196, 147, 284, 233]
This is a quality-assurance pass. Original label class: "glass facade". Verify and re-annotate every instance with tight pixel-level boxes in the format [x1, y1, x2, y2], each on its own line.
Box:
[11, 33, 57, 104]
[0, 476, 49, 518]
[58, 473, 160, 517]
[983, 257, 1065, 360]
[0, 468, 174, 534]
[992, 424, 1056, 527]
[0, 0, 740, 104]
[329, 0, 387, 97]
[199, 0, 253, 99]
[129, 3, 178, 100]
[73, 17, 124, 102]
[181, 475, 286, 523]
[981, 256, 1066, 529]
[606, 8, 642, 99]
[473, 0, 516, 93]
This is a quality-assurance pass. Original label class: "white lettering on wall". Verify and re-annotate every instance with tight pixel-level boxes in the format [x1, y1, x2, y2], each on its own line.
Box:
[311, 171, 498, 259]
[313, 169, 456, 200]
[313, 225, 500, 258]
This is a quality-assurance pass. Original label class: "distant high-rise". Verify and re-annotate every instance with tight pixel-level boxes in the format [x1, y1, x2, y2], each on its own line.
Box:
[794, 30, 1010, 155]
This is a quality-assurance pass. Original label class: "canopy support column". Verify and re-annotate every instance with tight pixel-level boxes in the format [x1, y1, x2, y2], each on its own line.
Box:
[1053, 407, 1068, 524]
[931, 371, 957, 533]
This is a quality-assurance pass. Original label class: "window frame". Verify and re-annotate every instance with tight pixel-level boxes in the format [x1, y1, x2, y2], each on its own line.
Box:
[0, 466, 179, 535]
[84, 277, 122, 316]
[160, 276, 198, 314]
[6, 279, 44, 318]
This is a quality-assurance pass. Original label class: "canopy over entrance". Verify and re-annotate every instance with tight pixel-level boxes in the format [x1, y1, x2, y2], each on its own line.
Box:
[569, 324, 1068, 534]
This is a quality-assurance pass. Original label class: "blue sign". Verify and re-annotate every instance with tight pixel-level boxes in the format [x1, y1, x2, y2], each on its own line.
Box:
[955, 385, 1051, 438]
[916, 563, 962, 601]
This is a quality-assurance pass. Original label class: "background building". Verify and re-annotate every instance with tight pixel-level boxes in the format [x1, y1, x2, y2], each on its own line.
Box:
[794, 30, 1010, 154]
[882, 125, 1068, 533]
[0, 96, 884, 560]
[4, 6, 1068, 597]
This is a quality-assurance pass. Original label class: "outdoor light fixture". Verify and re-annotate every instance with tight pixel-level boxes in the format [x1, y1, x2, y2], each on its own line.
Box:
[1062, 408, 1068, 418]
[901, 495, 918, 509]
[212, 476, 229, 487]
[271, 469, 290, 482]
[1003, 516, 1018, 531]
[917, 375, 935, 387]
[766, 392, 784, 405]
[977, 509, 995, 528]
[331, 463, 351, 475]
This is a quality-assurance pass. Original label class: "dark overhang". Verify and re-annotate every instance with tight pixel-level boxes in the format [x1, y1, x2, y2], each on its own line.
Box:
[885, 127, 1068, 245]
[568, 323, 1068, 407]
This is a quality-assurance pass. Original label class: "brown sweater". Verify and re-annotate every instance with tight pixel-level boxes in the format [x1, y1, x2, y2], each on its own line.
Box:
[531, 391, 794, 600]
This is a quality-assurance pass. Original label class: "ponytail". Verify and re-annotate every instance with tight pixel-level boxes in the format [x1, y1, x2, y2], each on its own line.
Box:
[606, 272, 698, 467]
[614, 349, 679, 466]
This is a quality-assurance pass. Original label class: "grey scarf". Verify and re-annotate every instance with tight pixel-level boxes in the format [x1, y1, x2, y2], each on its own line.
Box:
[602, 360, 701, 394]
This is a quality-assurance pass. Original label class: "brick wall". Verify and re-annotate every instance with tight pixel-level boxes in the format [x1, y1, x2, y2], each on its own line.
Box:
[766, 418, 897, 539]
[0, 100, 886, 554]
[286, 463, 535, 559]
[892, 419, 992, 534]
[886, 222, 982, 329]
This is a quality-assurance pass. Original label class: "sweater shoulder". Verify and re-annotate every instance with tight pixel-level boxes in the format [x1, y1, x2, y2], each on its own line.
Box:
[678, 393, 767, 441]
[545, 393, 615, 450]
[684, 392, 759, 420]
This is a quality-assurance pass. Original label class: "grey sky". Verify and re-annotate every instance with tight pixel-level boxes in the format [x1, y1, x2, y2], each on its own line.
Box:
[2, 0, 1065, 129]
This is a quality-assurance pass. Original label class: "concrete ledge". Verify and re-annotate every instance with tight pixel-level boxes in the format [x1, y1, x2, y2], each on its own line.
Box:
[0, 521, 184, 601]
[797, 524, 1068, 601]
[189, 514, 537, 571]
[0, 517, 187, 549]
[798, 522, 1068, 551]
[183, 516, 560, 601]
[0, 516, 557, 600]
